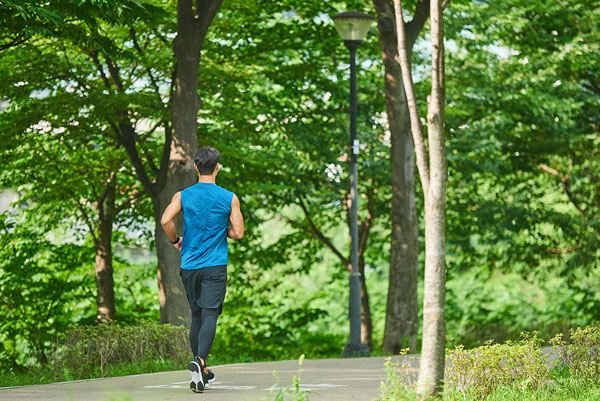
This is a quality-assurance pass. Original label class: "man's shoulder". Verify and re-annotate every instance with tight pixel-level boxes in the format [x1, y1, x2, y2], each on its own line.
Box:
[215, 184, 235, 197]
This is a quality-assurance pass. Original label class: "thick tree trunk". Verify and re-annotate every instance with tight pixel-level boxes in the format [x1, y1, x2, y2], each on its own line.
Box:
[156, 0, 224, 326]
[95, 183, 116, 323]
[374, 0, 427, 353]
[416, 0, 447, 395]
[155, 210, 191, 326]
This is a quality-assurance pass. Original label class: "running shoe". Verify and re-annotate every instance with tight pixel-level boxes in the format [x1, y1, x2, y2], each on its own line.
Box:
[187, 360, 204, 393]
[197, 358, 215, 388]
[205, 369, 216, 387]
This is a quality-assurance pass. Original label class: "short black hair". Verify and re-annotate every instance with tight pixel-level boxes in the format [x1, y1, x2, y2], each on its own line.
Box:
[194, 146, 220, 175]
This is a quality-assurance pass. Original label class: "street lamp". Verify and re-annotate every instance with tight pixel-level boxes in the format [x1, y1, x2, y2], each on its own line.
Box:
[331, 10, 373, 358]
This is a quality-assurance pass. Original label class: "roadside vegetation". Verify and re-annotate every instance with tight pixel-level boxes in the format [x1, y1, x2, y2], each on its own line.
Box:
[379, 325, 600, 400]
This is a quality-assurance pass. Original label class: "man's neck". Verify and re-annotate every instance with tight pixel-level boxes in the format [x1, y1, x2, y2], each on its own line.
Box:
[198, 174, 216, 184]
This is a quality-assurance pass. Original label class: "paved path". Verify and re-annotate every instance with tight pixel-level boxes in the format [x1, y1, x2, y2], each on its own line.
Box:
[0, 348, 557, 400]
[0, 356, 414, 401]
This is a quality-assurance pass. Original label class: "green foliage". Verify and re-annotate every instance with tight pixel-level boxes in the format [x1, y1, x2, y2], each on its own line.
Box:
[444, 0, 600, 282]
[440, 0, 600, 353]
[0, 320, 190, 386]
[0, 208, 161, 373]
[214, 260, 347, 361]
[0, 0, 166, 52]
[112, 259, 160, 323]
[205, 0, 391, 285]
[0, 213, 94, 370]
[445, 269, 600, 348]
[551, 325, 600, 384]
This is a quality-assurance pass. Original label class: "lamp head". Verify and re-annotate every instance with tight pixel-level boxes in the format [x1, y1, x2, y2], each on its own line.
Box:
[331, 11, 374, 42]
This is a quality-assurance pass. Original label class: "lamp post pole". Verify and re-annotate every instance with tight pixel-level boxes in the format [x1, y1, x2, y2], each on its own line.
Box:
[347, 40, 363, 352]
[331, 10, 373, 358]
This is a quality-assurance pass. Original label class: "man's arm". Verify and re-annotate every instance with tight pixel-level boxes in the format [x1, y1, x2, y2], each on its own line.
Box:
[228, 194, 244, 239]
[160, 192, 182, 249]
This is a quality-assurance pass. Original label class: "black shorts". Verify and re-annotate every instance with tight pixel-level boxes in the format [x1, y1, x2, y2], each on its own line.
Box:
[180, 265, 227, 315]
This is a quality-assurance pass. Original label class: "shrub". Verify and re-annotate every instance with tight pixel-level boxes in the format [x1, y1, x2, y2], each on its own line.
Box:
[551, 324, 600, 384]
[46, 321, 189, 380]
[445, 333, 551, 400]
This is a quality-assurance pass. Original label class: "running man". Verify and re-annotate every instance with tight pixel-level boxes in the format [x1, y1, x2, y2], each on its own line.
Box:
[160, 146, 244, 393]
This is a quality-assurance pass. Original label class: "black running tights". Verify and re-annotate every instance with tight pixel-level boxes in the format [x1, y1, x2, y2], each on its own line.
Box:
[189, 307, 219, 361]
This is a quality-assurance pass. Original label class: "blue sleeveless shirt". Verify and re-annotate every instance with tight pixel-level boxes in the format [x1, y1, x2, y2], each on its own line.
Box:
[180, 183, 234, 269]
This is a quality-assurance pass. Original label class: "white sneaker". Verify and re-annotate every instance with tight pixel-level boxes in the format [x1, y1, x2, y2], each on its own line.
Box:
[187, 360, 204, 393]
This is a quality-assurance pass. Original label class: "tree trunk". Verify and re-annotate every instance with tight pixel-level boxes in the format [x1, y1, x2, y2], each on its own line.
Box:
[156, 0, 224, 326]
[355, 185, 377, 352]
[359, 254, 373, 350]
[374, 0, 428, 354]
[95, 182, 116, 323]
[416, 0, 447, 395]
[392, 0, 447, 395]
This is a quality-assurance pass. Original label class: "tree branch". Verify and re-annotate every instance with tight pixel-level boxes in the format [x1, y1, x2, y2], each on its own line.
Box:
[138, 119, 163, 144]
[582, 82, 600, 96]
[132, 125, 160, 174]
[538, 163, 560, 176]
[108, 121, 123, 142]
[88, 47, 155, 197]
[194, 0, 225, 41]
[296, 196, 350, 268]
[89, 51, 112, 90]
[550, 243, 583, 254]
[96, 172, 116, 206]
[103, 54, 124, 92]
[0, 35, 29, 51]
[155, 120, 172, 192]
[539, 163, 584, 216]
[394, 0, 430, 193]
[119, 122, 156, 197]
[72, 196, 98, 244]
[406, 0, 430, 46]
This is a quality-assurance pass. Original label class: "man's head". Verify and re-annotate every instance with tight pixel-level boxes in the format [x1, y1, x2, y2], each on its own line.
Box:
[194, 146, 220, 175]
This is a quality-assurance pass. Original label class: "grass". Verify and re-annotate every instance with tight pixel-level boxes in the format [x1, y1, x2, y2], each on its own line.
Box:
[0, 358, 185, 387]
[445, 377, 600, 401]
[378, 364, 600, 401]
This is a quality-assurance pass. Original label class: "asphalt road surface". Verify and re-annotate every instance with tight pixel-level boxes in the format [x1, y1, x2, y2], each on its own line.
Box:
[0, 356, 413, 401]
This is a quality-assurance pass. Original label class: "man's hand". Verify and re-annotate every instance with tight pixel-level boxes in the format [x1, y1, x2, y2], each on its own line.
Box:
[173, 237, 183, 251]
